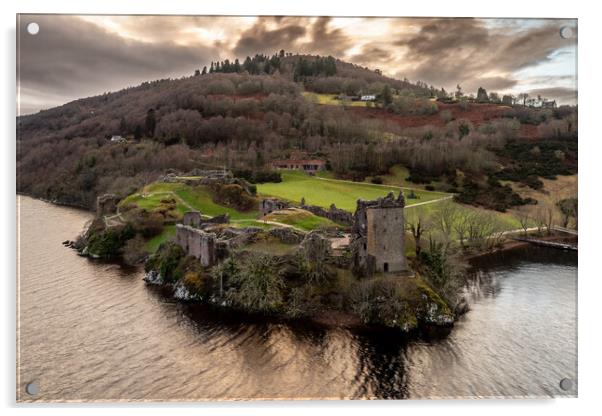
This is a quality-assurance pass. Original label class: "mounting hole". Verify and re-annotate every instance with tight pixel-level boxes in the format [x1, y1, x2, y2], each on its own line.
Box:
[25, 381, 39, 396]
[559, 378, 573, 391]
[560, 26, 573, 39]
[27, 22, 40, 35]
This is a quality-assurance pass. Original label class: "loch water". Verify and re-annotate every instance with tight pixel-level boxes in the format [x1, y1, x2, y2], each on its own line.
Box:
[17, 196, 577, 401]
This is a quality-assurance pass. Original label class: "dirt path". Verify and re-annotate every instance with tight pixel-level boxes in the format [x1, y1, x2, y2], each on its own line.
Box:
[256, 220, 305, 232]
[404, 195, 454, 208]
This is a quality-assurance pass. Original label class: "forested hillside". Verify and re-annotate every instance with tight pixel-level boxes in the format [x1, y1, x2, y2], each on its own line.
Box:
[17, 53, 577, 210]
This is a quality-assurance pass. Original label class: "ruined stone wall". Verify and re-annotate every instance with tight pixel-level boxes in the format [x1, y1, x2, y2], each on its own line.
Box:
[96, 194, 119, 217]
[260, 198, 290, 216]
[183, 211, 202, 228]
[300, 203, 353, 226]
[175, 224, 216, 267]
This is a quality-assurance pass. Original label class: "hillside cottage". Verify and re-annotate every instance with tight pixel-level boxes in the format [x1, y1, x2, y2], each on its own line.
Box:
[271, 159, 326, 173]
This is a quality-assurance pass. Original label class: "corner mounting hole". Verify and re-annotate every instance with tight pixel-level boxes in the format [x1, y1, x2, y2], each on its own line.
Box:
[25, 381, 40, 396]
[27, 22, 40, 35]
[560, 26, 573, 39]
[559, 378, 573, 391]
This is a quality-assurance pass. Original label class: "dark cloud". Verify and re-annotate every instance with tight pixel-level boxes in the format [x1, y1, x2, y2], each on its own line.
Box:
[18, 15, 219, 113]
[299, 17, 353, 56]
[394, 18, 576, 96]
[232, 17, 353, 58]
[349, 44, 392, 65]
[17, 15, 577, 112]
[232, 17, 307, 57]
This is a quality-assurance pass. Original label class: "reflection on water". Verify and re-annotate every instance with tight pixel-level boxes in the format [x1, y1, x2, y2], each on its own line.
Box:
[17, 196, 577, 401]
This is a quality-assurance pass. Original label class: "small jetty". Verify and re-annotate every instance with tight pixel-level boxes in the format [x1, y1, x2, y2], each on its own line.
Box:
[511, 237, 577, 251]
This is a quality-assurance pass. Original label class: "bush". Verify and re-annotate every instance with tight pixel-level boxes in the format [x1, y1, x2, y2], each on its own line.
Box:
[348, 278, 418, 331]
[132, 211, 165, 238]
[122, 235, 147, 265]
[371, 176, 383, 184]
[224, 254, 285, 313]
[87, 224, 135, 258]
[440, 109, 453, 123]
[211, 183, 257, 211]
[425, 185, 435, 191]
[145, 241, 186, 283]
[182, 269, 206, 296]
[286, 285, 320, 318]
[233, 169, 282, 184]
[454, 178, 535, 212]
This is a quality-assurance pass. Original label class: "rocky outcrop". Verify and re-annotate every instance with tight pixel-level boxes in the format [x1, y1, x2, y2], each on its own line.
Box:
[143, 270, 163, 285]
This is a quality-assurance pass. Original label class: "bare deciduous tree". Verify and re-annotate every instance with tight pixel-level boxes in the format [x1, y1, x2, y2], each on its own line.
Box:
[405, 208, 431, 256]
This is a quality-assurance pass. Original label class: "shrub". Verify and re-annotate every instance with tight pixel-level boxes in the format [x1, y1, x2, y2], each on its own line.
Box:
[211, 183, 257, 211]
[87, 223, 135, 258]
[286, 285, 320, 318]
[132, 211, 165, 238]
[371, 176, 383, 184]
[183, 270, 206, 296]
[440, 109, 453, 123]
[145, 241, 185, 283]
[233, 169, 282, 184]
[348, 278, 418, 331]
[122, 235, 147, 265]
[454, 178, 535, 212]
[225, 254, 285, 313]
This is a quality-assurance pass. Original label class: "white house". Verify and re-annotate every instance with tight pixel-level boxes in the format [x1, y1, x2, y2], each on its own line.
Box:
[110, 135, 126, 143]
[360, 95, 376, 102]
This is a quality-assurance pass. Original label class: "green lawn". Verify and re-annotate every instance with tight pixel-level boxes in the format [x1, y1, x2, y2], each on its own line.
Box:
[119, 182, 259, 220]
[262, 208, 340, 231]
[406, 200, 523, 237]
[257, 171, 447, 212]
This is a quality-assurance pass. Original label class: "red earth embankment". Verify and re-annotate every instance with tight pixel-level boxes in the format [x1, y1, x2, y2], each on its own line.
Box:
[346, 103, 540, 139]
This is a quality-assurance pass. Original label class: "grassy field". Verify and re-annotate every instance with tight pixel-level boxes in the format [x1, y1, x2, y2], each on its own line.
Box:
[257, 171, 448, 212]
[406, 200, 523, 236]
[120, 182, 260, 220]
[261, 208, 340, 231]
[302, 91, 370, 107]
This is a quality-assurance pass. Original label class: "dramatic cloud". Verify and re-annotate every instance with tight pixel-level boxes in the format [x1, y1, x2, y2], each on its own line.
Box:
[393, 18, 576, 97]
[233, 17, 308, 56]
[18, 15, 220, 114]
[17, 15, 577, 114]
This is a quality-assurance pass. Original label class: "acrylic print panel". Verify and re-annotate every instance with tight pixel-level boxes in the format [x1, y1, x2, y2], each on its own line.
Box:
[16, 14, 578, 402]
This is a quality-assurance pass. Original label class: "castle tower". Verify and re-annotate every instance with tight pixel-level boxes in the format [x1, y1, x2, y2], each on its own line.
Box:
[352, 191, 407, 276]
[182, 211, 202, 228]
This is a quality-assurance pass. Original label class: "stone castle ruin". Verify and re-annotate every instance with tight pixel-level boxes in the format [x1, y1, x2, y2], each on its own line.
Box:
[351, 191, 407, 276]
[175, 211, 221, 267]
[96, 194, 119, 217]
[260, 198, 290, 216]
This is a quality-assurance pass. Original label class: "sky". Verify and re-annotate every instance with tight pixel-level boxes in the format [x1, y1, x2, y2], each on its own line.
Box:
[17, 15, 577, 114]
